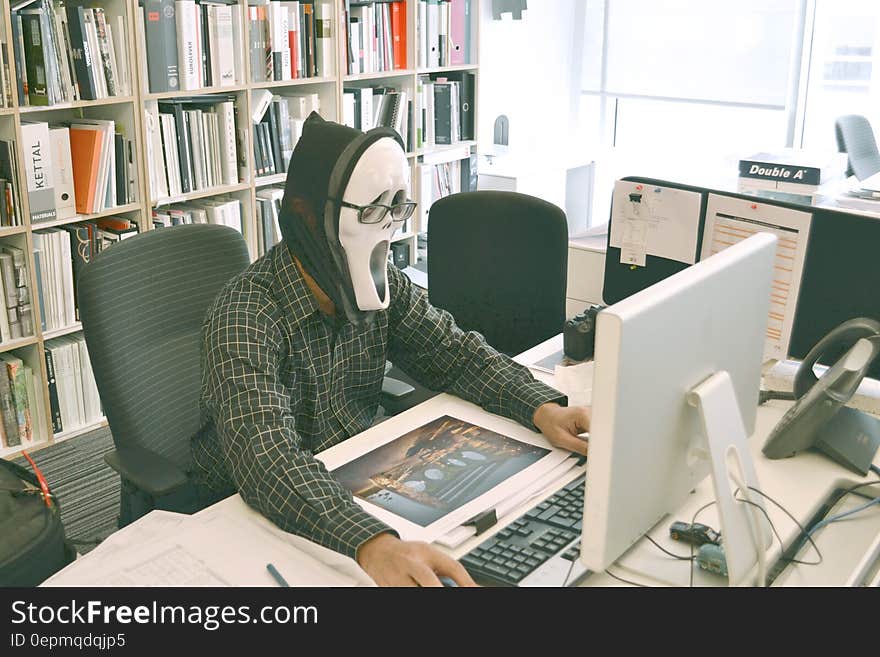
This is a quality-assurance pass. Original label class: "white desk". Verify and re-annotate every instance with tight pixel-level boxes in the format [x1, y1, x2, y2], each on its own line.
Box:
[46, 335, 880, 587]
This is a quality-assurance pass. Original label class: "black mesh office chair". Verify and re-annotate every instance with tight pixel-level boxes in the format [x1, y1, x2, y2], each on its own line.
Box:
[835, 114, 880, 180]
[77, 224, 251, 526]
[428, 191, 568, 356]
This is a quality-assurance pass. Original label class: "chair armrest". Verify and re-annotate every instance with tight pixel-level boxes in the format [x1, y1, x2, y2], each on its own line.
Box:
[104, 445, 189, 497]
[382, 375, 416, 399]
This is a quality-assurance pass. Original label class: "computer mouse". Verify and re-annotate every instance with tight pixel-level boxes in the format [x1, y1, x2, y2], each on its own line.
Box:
[439, 576, 459, 587]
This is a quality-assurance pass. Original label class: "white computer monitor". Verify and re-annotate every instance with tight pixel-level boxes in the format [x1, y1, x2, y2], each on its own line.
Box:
[581, 232, 778, 586]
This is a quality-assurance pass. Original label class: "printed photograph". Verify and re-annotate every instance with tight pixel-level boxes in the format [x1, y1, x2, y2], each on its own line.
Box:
[333, 415, 549, 526]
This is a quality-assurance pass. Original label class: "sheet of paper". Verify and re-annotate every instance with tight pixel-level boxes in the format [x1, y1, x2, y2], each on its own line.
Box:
[318, 396, 571, 543]
[701, 194, 812, 361]
[44, 510, 361, 587]
[435, 458, 585, 549]
[609, 180, 703, 266]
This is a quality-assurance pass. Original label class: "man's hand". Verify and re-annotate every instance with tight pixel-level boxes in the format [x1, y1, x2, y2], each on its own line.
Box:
[533, 402, 590, 456]
[357, 533, 478, 587]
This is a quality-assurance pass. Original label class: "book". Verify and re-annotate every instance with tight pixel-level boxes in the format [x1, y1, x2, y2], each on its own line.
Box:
[391, 1, 406, 70]
[0, 353, 20, 445]
[20, 121, 57, 222]
[44, 344, 62, 434]
[315, 2, 334, 77]
[0, 353, 32, 445]
[49, 126, 77, 220]
[143, 0, 181, 93]
[60, 224, 92, 321]
[20, 12, 49, 106]
[66, 4, 97, 100]
[69, 125, 104, 214]
[23, 363, 46, 444]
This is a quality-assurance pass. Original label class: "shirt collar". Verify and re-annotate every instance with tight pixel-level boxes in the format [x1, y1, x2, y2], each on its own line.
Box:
[271, 242, 320, 324]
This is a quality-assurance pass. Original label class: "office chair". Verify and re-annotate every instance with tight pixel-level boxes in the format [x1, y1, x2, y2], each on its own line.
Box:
[834, 114, 880, 180]
[428, 190, 568, 356]
[77, 224, 251, 527]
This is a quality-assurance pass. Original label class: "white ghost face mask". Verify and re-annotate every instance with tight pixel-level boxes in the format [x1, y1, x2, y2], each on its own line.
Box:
[323, 135, 414, 319]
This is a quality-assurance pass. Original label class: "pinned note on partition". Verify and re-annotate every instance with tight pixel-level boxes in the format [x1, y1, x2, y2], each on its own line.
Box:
[609, 180, 703, 267]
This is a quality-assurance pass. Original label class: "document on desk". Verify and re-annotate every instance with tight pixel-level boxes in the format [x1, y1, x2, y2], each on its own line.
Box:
[701, 194, 812, 361]
[318, 397, 571, 543]
[44, 510, 362, 587]
[609, 180, 703, 267]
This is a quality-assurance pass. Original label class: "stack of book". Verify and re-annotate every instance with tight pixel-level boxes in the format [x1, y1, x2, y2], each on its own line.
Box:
[342, 86, 410, 149]
[248, 0, 334, 82]
[20, 120, 136, 223]
[147, 96, 241, 200]
[344, 0, 407, 74]
[416, 0, 471, 69]
[417, 72, 474, 149]
[417, 152, 476, 232]
[253, 90, 320, 178]
[44, 335, 102, 436]
[33, 219, 139, 332]
[139, 0, 242, 94]
[11, 0, 131, 106]
[152, 197, 243, 232]
[737, 150, 848, 205]
[0, 141, 23, 227]
[255, 186, 283, 254]
[0, 350, 46, 448]
[0, 244, 33, 342]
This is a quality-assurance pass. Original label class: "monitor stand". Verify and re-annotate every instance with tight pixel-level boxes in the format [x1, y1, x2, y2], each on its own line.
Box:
[688, 371, 774, 586]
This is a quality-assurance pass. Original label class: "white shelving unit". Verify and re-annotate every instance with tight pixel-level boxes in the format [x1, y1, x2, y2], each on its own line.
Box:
[0, 0, 480, 459]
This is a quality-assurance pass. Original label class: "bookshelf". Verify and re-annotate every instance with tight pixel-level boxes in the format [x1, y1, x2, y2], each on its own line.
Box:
[0, 0, 481, 460]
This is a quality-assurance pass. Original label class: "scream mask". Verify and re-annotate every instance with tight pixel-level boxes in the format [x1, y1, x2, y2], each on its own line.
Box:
[278, 112, 414, 327]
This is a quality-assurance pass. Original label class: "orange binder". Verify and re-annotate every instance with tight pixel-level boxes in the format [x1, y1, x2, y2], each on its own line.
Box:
[391, 1, 407, 70]
[69, 128, 104, 214]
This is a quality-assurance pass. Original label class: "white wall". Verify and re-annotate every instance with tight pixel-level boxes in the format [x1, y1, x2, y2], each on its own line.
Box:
[478, 2, 580, 160]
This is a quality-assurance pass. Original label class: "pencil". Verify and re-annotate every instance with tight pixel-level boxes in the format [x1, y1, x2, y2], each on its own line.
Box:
[266, 563, 290, 587]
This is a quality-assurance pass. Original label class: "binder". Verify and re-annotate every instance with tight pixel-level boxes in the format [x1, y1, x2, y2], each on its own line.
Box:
[449, 0, 467, 65]
[48, 127, 76, 220]
[142, 0, 180, 93]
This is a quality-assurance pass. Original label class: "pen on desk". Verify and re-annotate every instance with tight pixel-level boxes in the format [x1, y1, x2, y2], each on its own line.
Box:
[266, 563, 289, 587]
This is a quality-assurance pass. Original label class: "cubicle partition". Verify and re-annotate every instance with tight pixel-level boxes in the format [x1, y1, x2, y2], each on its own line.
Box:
[602, 176, 880, 376]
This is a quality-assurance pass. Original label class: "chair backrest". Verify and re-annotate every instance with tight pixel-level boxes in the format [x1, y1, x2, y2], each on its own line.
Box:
[427, 191, 568, 356]
[835, 114, 880, 180]
[77, 224, 250, 471]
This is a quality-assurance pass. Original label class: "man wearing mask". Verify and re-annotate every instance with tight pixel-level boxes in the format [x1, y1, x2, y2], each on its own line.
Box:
[192, 113, 590, 586]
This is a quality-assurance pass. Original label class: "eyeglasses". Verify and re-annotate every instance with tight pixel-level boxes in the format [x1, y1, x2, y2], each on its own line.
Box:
[337, 199, 418, 224]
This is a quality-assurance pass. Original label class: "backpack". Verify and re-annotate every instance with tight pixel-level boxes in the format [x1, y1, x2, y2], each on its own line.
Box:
[0, 455, 75, 586]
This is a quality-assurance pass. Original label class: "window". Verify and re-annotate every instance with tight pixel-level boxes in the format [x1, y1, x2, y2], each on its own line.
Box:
[571, 0, 880, 227]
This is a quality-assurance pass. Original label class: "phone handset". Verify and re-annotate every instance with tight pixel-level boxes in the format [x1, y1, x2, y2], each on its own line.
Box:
[793, 317, 880, 399]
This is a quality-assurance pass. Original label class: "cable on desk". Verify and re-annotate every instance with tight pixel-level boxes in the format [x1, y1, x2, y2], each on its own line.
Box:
[761, 480, 880, 569]
[690, 501, 717, 587]
[561, 551, 578, 587]
[806, 494, 880, 538]
[645, 535, 695, 561]
[870, 463, 880, 479]
[758, 389, 797, 405]
[604, 568, 649, 587]
[739, 486, 822, 567]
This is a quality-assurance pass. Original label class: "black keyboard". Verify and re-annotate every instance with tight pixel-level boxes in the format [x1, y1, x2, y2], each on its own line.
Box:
[460, 474, 589, 587]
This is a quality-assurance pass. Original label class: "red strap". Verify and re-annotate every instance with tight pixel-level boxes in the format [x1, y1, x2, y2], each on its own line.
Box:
[21, 451, 52, 508]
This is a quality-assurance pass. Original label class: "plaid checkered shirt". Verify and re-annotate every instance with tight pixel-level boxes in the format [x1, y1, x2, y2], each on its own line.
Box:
[191, 243, 566, 560]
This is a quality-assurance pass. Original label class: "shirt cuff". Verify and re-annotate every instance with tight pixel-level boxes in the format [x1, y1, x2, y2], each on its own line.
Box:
[507, 379, 568, 431]
[319, 505, 399, 561]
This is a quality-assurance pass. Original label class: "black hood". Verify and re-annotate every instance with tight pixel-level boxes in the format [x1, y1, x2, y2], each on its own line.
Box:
[278, 112, 403, 327]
